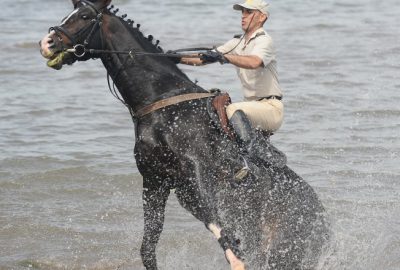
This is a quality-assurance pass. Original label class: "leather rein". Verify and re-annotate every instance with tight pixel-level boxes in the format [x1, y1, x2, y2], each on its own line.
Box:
[50, 0, 216, 119]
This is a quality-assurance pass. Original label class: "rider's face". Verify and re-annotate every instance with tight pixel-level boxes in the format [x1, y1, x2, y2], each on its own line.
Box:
[241, 8, 266, 32]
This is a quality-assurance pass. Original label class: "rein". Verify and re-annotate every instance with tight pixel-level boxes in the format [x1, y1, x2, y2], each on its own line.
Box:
[66, 45, 209, 59]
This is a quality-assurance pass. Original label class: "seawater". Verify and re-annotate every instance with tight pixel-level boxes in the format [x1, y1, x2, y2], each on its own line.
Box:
[0, 0, 399, 269]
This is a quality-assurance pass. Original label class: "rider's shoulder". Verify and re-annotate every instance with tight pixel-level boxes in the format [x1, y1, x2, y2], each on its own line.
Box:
[233, 34, 243, 39]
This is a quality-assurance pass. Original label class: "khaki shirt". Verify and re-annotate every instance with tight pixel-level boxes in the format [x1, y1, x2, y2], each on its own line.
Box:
[217, 28, 282, 100]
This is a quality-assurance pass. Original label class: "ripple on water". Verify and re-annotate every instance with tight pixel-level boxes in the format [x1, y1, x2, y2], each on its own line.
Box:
[351, 109, 400, 118]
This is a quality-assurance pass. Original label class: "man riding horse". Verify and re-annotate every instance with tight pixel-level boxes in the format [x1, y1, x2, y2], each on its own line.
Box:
[39, 0, 328, 269]
[180, 0, 286, 172]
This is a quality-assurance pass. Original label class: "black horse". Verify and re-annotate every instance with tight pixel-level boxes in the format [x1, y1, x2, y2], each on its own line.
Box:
[40, 0, 329, 269]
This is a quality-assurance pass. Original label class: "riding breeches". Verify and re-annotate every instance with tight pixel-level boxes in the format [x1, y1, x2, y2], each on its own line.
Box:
[226, 98, 284, 132]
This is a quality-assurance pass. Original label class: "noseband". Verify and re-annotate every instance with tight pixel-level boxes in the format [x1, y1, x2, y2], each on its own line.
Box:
[49, 0, 104, 57]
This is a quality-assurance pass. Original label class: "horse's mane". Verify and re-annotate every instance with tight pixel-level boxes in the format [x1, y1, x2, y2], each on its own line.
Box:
[108, 5, 164, 54]
[104, 5, 196, 83]
[101, 4, 201, 94]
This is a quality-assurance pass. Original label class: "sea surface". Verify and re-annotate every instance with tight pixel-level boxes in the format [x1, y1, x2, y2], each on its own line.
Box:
[0, 0, 399, 269]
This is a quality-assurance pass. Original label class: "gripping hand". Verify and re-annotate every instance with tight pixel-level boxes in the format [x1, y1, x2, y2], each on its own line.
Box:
[200, 51, 229, 64]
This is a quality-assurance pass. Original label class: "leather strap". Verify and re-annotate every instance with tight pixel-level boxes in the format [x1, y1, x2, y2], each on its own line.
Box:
[212, 93, 235, 140]
[135, 92, 216, 118]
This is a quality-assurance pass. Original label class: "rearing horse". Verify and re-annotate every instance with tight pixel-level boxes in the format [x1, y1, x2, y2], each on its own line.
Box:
[40, 0, 329, 269]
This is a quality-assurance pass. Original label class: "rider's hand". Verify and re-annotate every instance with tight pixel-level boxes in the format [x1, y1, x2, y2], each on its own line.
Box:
[200, 51, 229, 64]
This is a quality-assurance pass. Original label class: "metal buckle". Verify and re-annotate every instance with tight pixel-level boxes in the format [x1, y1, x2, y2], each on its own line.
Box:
[234, 156, 250, 181]
[66, 44, 86, 58]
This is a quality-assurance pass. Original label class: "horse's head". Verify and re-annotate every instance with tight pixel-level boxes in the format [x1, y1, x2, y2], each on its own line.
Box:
[40, 0, 111, 70]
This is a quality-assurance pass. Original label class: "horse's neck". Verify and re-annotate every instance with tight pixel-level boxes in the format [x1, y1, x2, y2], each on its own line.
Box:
[100, 17, 204, 110]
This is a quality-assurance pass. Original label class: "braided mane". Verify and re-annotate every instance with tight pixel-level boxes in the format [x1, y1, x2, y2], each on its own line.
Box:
[107, 5, 164, 53]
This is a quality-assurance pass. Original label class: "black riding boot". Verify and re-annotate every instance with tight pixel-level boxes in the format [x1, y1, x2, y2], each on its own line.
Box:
[230, 110, 287, 169]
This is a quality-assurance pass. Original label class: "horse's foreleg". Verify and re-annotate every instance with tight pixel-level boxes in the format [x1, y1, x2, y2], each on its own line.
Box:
[208, 224, 246, 270]
[175, 183, 245, 269]
[140, 185, 170, 270]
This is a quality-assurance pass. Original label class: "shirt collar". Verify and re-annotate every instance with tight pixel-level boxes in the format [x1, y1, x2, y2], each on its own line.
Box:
[250, 28, 266, 39]
[245, 28, 266, 45]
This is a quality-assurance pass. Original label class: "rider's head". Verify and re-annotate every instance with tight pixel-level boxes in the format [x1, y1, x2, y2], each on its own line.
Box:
[233, 0, 270, 32]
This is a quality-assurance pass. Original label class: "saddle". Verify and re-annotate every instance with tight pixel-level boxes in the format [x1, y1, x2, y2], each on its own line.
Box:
[207, 90, 236, 140]
[208, 90, 274, 140]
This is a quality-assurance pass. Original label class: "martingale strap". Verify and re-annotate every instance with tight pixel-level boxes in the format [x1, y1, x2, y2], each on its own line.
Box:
[135, 92, 216, 118]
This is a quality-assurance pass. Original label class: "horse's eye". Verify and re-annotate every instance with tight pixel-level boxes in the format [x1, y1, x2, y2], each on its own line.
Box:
[81, 15, 89, 20]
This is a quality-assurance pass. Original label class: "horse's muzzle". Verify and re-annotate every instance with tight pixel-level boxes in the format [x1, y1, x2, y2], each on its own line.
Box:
[40, 32, 75, 70]
[39, 32, 57, 59]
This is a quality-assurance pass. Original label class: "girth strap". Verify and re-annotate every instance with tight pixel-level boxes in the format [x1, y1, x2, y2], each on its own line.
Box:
[135, 92, 216, 118]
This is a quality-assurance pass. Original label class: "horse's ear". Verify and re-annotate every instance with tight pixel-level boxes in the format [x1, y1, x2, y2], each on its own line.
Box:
[92, 0, 112, 9]
[71, 0, 80, 7]
[103, 0, 112, 7]
[71, 0, 112, 9]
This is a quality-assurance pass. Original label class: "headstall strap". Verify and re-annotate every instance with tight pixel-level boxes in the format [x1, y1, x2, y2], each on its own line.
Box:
[135, 93, 216, 118]
[50, 0, 103, 57]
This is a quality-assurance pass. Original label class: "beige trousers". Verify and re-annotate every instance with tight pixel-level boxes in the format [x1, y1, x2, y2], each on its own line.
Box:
[226, 98, 284, 132]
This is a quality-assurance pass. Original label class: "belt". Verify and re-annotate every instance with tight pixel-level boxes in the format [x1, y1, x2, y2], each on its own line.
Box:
[258, 95, 282, 101]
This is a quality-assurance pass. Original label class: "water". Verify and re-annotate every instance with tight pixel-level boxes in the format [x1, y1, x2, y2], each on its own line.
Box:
[1, 0, 399, 269]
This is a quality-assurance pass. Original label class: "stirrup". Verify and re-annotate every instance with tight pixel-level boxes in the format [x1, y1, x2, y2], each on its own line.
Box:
[234, 156, 250, 181]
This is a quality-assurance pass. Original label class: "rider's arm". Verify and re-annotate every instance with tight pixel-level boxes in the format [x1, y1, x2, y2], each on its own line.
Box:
[180, 55, 205, 66]
[180, 53, 263, 69]
[180, 38, 240, 66]
[228, 35, 274, 69]
[224, 54, 264, 69]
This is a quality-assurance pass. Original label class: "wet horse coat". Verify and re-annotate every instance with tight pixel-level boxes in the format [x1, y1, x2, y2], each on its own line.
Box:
[40, 0, 329, 269]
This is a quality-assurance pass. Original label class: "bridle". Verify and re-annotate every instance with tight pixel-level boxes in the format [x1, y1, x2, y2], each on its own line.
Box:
[49, 0, 105, 58]
[50, 0, 210, 60]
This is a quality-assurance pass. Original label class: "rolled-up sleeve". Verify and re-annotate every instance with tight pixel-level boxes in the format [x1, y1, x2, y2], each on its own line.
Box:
[251, 36, 275, 68]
